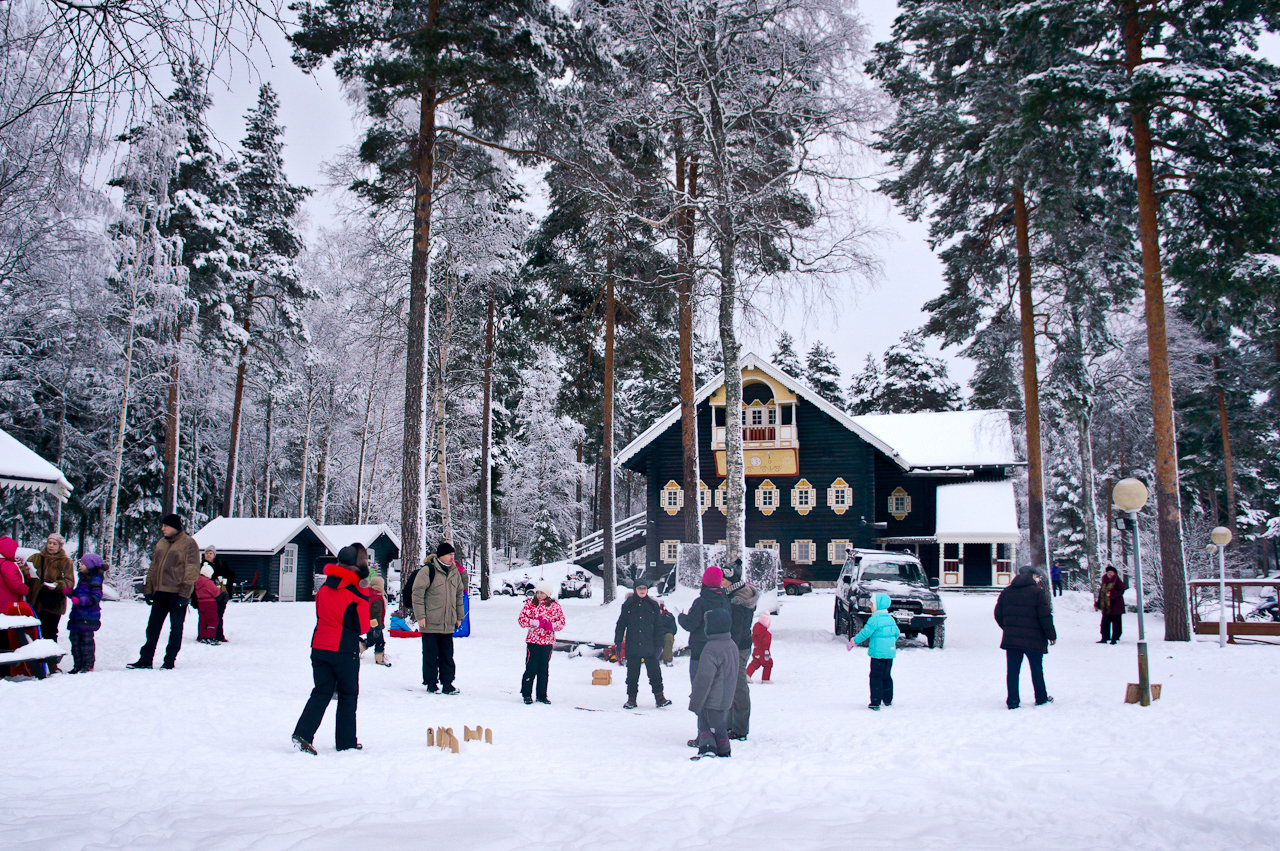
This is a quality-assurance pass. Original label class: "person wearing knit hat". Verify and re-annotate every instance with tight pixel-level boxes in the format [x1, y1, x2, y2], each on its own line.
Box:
[364, 574, 391, 666]
[201, 545, 235, 642]
[688, 607, 738, 758]
[677, 564, 730, 744]
[67, 553, 107, 673]
[722, 562, 761, 741]
[614, 580, 671, 709]
[410, 542, 466, 694]
[194, 563, 223, 644]
[24, 531, 75, 669]
[128, 512, 201, 669]
[518, 579, 566, 704]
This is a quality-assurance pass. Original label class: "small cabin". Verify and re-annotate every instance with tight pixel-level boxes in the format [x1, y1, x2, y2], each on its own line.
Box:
[193, 518, 337, 602]
[319, 524, 401, 581]
[616, 353, 1024, 587]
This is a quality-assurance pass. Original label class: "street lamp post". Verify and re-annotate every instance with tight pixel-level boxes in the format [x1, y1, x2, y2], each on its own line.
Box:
[1209, 526, 1233, 648]
[1113, 478, 1151, 706]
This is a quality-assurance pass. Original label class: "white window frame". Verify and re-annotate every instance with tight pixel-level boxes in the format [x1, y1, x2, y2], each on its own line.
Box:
[827, 477, 853, 516]
[828, 539, 851, 563]
[715, 481, 727, 514]
[661, 481, 684, 516]
[791, 539, 816, 564]
[698, 480, 710, 515]
[888, 486, 912, 520]
[756, 539, 779, 553]
[754, 479, 779, 516]
[661, 540, 680, 564]
[791, 479, 816, 516]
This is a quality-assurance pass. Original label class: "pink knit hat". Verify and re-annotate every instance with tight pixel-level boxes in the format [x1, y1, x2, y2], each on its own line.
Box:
[702, 566, 723, 586]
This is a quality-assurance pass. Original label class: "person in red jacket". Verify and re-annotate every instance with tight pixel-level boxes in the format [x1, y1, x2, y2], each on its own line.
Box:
[517, 581, 566, 704]
[293, 546, 370, 754]
[745, 613, 773, 682]
[0, 537, 28, 611]
[194, 565, 222, 644]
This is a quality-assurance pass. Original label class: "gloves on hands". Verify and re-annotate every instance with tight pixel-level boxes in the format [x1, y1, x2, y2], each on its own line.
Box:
[370, 618, 379, 628]
[846, 638, 856, 651]
[538, 618, 553, 632]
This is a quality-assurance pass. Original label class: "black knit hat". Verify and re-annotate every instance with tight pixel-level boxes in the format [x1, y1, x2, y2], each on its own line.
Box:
[723, 558, 743, 583]
[337, 546, 359, 566]
[436, 541, 455, 558]
[161, 513, 184, 532]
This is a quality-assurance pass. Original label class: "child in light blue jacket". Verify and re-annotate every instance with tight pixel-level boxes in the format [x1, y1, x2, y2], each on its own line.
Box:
[847, 592, 900, 709]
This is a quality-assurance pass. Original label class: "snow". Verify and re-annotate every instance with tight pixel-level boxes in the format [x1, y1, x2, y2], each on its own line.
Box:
[193, 517, 336, 556]
[2, 591, 1278, 849]
[0, 637, 64, 664]
[851, 409, 1018, 469]
[935, 479, 1022, 544]
[318, 524, 401, 552]
[0, 426, 73, 501]
[0, 613, 40, 629]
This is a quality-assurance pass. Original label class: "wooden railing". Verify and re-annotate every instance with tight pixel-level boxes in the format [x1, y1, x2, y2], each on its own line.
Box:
[570, 511, 647, 561]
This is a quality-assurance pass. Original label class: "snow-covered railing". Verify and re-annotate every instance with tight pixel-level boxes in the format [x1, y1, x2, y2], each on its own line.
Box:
[571, 511, 647, 561]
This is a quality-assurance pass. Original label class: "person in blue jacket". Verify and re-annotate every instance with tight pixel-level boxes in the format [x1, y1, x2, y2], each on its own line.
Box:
[847, 592, 900, 709]
[67, 553, 106, 673]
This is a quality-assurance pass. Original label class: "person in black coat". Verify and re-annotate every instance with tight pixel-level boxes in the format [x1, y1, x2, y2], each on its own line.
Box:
[677, 566, 729, 681]
[614, 582, 671, 709]
[994, 566, 1057, 709]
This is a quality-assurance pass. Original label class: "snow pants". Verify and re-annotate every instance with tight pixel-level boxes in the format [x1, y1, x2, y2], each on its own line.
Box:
[1052, 580, 1064, 597]
[728, 645, 751, 737]
[197, 599, 219, 640]
[521, 642, 553, 700]
[869, 657, 894, 707]
[746, 652, 772, 681]
[137, 591, 188, 667]
[662, 633, 674, 664]
[696, 707, 729, 755]
[70, 631, 95, 671]
[625, 652, 663, 698]
[366, 625, 385, 653]
[1005, 648, 1048, 708]
[216, 593, 229, 641]
[420, 633, 456, 689]
[294, 648, 360, 750]
[1100, 614, 1122, 642]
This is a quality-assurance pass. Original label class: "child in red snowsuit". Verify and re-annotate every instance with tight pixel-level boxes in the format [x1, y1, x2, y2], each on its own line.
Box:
[745, 613, 773, 682]
[194, 565, 222, 643]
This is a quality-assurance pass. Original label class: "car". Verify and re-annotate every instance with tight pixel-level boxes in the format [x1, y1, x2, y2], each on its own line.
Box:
[833, 549, 946, 649]
[560, 574, 592, 599]
[782, 577, 813, 596]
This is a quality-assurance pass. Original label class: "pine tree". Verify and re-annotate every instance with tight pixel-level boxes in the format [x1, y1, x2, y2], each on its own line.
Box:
[772, 332, 803, 377]
[874, 331, 962, 414]
[222, 84, 313, 517]
[847, 354, 881, 416]
[1047, 443, 1086, 584]
[804, 342, 845, 409]
[530, 508, 566, 565]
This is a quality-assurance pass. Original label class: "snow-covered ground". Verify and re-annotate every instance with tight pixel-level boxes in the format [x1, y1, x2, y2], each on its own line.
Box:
[3, 588, 1277, 850]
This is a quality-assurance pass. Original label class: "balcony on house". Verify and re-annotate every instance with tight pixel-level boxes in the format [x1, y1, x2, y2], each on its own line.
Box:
[712, 400, 798, 451]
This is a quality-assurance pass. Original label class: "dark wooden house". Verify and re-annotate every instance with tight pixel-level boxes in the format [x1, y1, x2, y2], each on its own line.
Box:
[319, 524, 401, 580]
[615, 354, 1023, 586]
[193, 518, 337, 602]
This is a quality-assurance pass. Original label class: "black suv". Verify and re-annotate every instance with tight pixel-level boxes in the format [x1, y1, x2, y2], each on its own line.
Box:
[833, 549, 947, 649]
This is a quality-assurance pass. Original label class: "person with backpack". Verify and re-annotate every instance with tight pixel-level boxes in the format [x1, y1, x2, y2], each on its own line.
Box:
[994, 566, 1057, 709]
[847, 592, 900, 709]
[410, 542, 466, 694]
[292, 546, 370, 754]
[614, 581, 671, 709]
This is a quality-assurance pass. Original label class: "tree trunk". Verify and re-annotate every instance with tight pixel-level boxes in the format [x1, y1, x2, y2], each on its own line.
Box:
[222, 281, 254, 516]
[434, 261, 453, 544]
[261, 391, 274, 517]
[402, 16, 440, 568]
[675, 123, 704, 571]
[315, 395, 333, 524]
[1077, 415, 1101, 591]
[355, 332, 383, 524]
[365, 394, 388, 525]
[1124, 5, 1190, 640]
[103, 294, 138, 566]
[575, 441, 584, 542]
[1012, 181, 1048, 574]
[479, 279, 496, 600]
[1212, 354, 1237, 537]
[601, 238, 618, 602]
[162, 333, 181, 516]
[298, 383, 314, 516]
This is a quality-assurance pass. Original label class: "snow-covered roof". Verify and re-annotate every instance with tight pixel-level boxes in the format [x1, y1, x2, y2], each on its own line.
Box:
[616, 354, 1017, 472]
[319, 524, 401, 552]
[0, 427, 73, 502]
[934, 480, 1021, 544]
[851, 410, 1018, 469]
[616, 352, 909, 469]
[193, 517, 336, 556]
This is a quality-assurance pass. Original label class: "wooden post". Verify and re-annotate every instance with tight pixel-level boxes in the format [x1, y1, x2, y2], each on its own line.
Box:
[485, 727, 492, 744]
[427, 728, 434, 747]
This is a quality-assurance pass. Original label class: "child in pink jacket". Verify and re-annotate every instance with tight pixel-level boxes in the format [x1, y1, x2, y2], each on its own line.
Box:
[517, 580, 565, 704]
[194, 565, 222, 644]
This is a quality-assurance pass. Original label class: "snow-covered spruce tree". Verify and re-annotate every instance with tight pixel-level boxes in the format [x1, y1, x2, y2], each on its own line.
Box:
[772, 332, 803, 378]
[846, 354, 881, 416]
[222, 83, 312, 518]
[964, 315, 1022, 412]
[805, 342, 846, 409]
[529, 508, 566, 566]
[871, 331, 962, 415]
[871, 0, 1129, 573]
[1019, 1, 1280, 637]
[1047, 439, 1087, 586]
[291, 0, 572, 568]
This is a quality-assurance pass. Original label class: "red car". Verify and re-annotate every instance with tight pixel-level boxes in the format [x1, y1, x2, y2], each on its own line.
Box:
[782, 577, 813, 596]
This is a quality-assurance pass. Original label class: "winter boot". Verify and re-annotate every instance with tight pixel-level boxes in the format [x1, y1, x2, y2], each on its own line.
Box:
[715, 737, 732, 758]
[292, 735, 317, 755]
[623, 693, 638, 710]
[655, 693, 672, 708]
[358, 641, 367, 656]
[696, 733, 716, 757]
[375, 651, 391, 666]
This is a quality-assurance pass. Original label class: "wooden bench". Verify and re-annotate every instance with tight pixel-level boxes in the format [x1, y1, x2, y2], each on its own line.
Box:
[1189, 578, 1280, 642]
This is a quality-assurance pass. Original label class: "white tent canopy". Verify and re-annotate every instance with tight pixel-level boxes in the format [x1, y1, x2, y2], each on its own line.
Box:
[934, 480, 1021, 544]
[0, 427, 73, 502]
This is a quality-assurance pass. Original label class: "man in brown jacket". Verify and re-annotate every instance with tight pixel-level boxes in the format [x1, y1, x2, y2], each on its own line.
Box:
[128, 513, 201, 669]
[26, 532, 76, 671]
[410, 542, 466, 694]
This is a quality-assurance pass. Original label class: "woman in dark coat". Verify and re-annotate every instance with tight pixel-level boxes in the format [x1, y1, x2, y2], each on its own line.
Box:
[614, 582, 671, 709]
[993, 567, 1057, 709]
[1095, 566, 1128, 644]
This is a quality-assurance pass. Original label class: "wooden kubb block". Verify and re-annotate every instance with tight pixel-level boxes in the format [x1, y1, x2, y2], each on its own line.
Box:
[1124, 683, 1163, 703]
[592, 668, 612, 686]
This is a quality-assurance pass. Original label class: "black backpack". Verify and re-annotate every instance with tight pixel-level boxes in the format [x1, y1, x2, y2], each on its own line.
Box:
[400, 566, 421, 614]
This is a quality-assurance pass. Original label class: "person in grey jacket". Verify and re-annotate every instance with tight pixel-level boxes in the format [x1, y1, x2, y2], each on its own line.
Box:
[688, 608, 738, 758]
[723, 560, 760, 741]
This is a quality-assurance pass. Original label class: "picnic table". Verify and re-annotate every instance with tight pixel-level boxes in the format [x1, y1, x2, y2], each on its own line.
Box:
[1188, 578, 1280, 642]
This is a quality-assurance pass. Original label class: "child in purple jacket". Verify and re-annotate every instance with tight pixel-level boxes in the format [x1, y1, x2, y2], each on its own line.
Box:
[67, 553, 106, 673]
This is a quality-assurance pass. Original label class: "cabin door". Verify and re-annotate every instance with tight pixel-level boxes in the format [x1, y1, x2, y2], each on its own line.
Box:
[279, 544, 298, 602]
[963, 543, 992, 587]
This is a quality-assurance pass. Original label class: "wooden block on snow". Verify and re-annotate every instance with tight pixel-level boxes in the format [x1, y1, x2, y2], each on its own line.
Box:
[485, 727, 493, 744]
[592, 668, 612, 685]
[427, 728, 435, 747]
[1125, 683, 1163, 703]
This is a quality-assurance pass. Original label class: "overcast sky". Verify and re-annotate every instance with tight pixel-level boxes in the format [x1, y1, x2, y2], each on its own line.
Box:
[198, 1, 965, 390]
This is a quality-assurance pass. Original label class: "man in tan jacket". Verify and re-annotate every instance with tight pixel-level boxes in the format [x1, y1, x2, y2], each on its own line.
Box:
[128, 513, 201, 670]
[410, 542, 466, 694]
